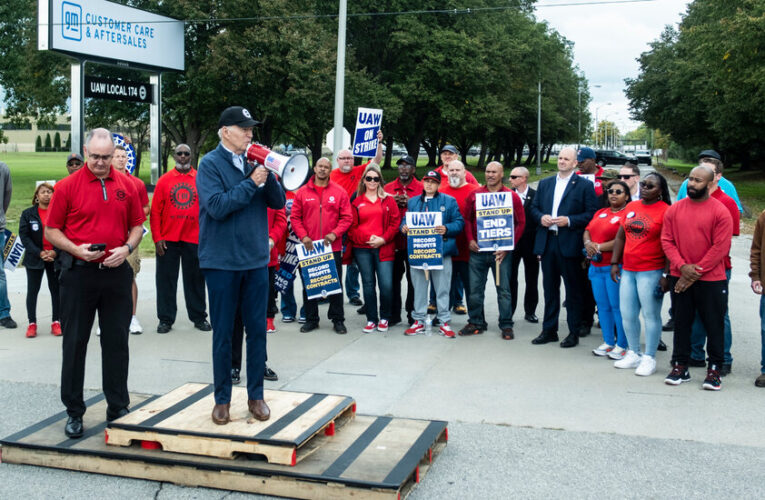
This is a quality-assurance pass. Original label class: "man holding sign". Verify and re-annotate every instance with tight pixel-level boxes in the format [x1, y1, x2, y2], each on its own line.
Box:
[462, 162, 525, 339]
[292, 158, 353, 334]
[400, 171, 464, 337]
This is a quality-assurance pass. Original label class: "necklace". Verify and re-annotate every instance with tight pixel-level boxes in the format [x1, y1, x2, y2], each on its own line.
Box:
[610, 205, 627, 213]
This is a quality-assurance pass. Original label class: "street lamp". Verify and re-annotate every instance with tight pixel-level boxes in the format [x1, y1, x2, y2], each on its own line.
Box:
[594, 102, 611, 148]
[578, 83, 600, 150]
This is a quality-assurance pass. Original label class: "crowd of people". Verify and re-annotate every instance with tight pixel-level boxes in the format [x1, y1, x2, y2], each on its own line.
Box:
[2, 107, 764, 437]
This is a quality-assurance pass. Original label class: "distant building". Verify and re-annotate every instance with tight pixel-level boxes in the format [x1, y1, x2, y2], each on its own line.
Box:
[0, 115, 70, 153]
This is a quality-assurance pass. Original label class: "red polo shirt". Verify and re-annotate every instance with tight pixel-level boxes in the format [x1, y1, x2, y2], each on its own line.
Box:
[150, 167, 200, 244]
[384, 177, 423, 250]
[330, 161, 372, 197]
[46, 164, 146, 263]
[123, 171, 149, 207]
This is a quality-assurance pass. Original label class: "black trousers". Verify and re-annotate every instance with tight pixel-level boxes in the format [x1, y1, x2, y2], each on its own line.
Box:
[670, 277, 727, 367]
[579, 261, 597, 327]
[26, 262, 60, 323]
[156, 241, 207, 325]
[391, 248, 414, 324]
[540, 234, 583, 335]
[301, 251, 345, 323]
[60, 262, 132, 419]
[510, 243, 539, 318]
[233, 267, 276, 371]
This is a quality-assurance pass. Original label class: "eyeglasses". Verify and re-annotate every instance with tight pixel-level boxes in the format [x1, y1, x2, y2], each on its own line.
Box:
[639, 181, 657, 188]
[175, 151, 190, 156]
[364, 176, 381, 182]
[397, 163, 412, 168]
[607, 189, 625, 195]
[509, 175, 524, 180]
[337, 156, 353, 161]
[67, 160, 83, 166]
[618, 174, 637, 179]
[89, 154, 113, 162]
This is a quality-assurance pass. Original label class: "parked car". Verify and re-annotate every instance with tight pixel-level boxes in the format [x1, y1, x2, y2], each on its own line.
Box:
[594, 149, 638, 167]
[634, 149, 652, 166]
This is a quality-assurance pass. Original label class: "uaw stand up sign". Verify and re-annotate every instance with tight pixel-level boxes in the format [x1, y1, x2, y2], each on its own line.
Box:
[406, 212, 443, 279]
[296, 241, 342, 300]
[475, 192, 514, 285]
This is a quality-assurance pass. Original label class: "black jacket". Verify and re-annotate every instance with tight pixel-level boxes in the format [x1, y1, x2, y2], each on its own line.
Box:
[18, 205, 55, 269]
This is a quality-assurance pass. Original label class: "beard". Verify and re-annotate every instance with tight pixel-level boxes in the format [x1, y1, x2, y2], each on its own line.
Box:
[340, 164, 353, 173]
[176, 162, 191, 172]
[448, 176, 462, 188]
[687, 185, 708, 199]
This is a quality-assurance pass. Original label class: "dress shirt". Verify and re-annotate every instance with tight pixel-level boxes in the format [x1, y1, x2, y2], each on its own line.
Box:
[550, 171, 574, 231]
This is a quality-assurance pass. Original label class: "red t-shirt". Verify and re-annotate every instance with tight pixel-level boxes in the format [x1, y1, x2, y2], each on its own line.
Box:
[352, 194, 384, 248]
[620, 200, 669, 272]
[586, 207, 627, 267]
[150, 168, 200, 244]
[47, 165, 146, 263]
[330, 161, 372, 197]
[37, 207, 53, 251]
[711, 188, 740, 270]
[440, 183, 480, 261]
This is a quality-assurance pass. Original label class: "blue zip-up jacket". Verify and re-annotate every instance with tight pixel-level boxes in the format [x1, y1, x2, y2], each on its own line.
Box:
[402, 191, 464, 257]
[196, 143, 286, 270]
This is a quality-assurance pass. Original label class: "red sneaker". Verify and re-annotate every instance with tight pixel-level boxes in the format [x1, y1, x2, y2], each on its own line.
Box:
[439, 322, 455, 339]
[51, 321, 62, 336]
[266, 318, 276, 333]
[404, 321, 424, 336]
[26, 323, 37, 338]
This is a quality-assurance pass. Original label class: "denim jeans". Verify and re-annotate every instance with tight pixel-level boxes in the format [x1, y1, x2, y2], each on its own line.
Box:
[279, 279, 304, 320]
[354, 248, 393, 323]
[588, 265, 627, 349]
[345, 261, 361, 300]
[0, 232, 10, 319]
[619, 268, 664, 356]
[690, 269, 732, 363]
[412, 257, 452, 323]
[468, 251, 513, 330]
[760, 295, 765, 374]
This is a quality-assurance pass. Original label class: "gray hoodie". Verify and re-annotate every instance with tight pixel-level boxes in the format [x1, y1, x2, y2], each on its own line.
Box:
[0, 162, 13, 230]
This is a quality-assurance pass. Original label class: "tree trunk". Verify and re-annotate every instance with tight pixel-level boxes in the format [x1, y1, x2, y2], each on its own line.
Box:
[383, 135, 394, 168]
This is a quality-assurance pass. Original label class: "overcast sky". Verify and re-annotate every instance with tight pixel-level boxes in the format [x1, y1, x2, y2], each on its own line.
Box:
[536, 0, 690, 134]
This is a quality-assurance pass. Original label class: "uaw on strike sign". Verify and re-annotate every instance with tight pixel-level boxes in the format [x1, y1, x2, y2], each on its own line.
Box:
[352, 108, 382, 158]
[475, 192, 514, 251]
[296, 241, 342, 300]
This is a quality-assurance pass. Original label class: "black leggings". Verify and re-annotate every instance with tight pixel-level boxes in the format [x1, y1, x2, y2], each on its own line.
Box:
[26, 262, 60, 323]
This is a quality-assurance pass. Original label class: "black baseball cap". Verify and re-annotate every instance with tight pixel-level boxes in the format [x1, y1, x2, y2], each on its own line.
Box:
[218, 106, 260, 128]
[422, 170, 441, 183]
[698, 149, 721, 161]
[441, 145, 458, 154]
[66, 153, 83, 163]
[396, 155, 415, 166]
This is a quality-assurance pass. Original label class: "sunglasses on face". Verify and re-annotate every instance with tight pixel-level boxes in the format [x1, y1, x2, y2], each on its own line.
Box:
[639, 181, 657, 189]
[618, 174, 636, 179]
[175, 151, 190, 156]
[607, 189, 625, 195]
[67, 161, 82, 166]
[509, 175, 523, 180]
[337, 156, 353, 161]
[365, 176, 381, 182]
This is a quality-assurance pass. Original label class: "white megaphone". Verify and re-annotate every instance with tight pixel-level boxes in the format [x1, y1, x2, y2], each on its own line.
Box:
[246, 143, 310, 191]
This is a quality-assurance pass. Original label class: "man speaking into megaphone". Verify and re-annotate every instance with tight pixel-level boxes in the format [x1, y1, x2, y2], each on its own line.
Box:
[196, 106, 286, 426]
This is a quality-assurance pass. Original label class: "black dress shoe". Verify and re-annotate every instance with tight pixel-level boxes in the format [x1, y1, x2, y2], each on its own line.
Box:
[0, 316, 18, 329]
[300, 322, 319, 333]
[657, 339, 668, 351]
[194, 320, 212, 331]
[357, 305, 366, 315]
[157, 321, 172, 334]
[231, 368, 241, 385]
[524, 314, 539, 323]
[578, 325, 592, 338]
[264, 365, 278, 381]
[662, 318, 675, 332]
[65, 416, 83, 438]
[106, 407, 130, 422]
[720, 363, 732, 377]
[333, 321, 347, 334]
[349, 297, 363, 306]
[531, 331, 558, 345]
[560, 334, 579, 348]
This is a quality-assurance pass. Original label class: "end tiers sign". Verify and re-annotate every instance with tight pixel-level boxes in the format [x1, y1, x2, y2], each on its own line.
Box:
[84, 76, 152, 103]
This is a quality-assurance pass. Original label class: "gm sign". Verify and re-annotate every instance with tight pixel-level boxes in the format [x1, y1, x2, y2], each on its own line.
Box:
[62, 1, 82, 41]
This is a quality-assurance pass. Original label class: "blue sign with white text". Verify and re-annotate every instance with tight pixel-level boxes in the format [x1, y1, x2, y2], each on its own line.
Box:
[352, 107, 383, 158]
[406, 211, 443, 270]
[475, 192, 514, 251]
[297, 241, 342, 300]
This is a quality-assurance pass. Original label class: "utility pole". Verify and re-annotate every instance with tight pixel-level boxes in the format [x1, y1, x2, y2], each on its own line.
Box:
[332, 0, 348, 166]
[536, 80, 541, 175]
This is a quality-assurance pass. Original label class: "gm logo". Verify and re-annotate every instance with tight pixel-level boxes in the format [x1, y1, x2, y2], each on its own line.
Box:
[62, 2, 82, 41]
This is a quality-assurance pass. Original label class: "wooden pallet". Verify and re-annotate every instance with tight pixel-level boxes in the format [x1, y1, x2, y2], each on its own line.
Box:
[105, 383, 356, 465]
[1, 391, 448, 500]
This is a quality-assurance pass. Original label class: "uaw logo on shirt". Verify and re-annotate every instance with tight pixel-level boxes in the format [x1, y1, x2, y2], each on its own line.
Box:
[625, 215, 652, 240]
[115, 189, 127, 201]
[112, 133, 137, 174]
[170, 182, 196, 210]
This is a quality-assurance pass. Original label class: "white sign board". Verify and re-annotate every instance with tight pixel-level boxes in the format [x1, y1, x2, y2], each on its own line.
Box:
[40, 0, 184, 71]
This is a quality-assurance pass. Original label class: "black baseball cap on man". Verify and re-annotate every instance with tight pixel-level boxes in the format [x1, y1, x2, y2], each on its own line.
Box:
[698, 149, 721, 161]
[396, 155, 415, 166]
[441, 145, 458, 154]
[66, 153, 83, 163]
[218, 106, 261, 128]
[422, 170, 441, 183]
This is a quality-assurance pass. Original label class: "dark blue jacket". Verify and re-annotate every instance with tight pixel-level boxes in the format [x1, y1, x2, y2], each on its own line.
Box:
[196, 143, 286, 270]
[530, 174, 598, 258]
[402, 191, 464, 257]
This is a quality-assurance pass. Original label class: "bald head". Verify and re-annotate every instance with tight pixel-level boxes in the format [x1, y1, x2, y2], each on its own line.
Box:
[510, 166, 529, 190]
[557, 147, 577, 175]
[485, 161, 504, 189]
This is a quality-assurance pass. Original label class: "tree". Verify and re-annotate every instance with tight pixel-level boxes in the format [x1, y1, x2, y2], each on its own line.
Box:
[54, 131, 61, 151]
[44, 133, 52, 151]
[35, 135, 42, 152]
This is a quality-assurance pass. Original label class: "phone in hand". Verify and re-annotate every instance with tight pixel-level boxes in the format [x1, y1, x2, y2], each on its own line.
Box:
[88, 243, 107, 252]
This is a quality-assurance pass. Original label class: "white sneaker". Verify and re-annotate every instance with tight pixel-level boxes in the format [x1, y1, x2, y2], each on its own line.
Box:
[607, 346, 626, 360]
[592, 343, 614, 357]
[362, 321, 376, 334]
[129, 316, 143, 335]
[614, 350, 641, 369]
[635, 355, 657, 376]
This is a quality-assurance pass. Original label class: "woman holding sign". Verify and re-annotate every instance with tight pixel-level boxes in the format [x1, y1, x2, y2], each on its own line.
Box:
[583, 178, 630, 359]
[349, 164, 402, 333]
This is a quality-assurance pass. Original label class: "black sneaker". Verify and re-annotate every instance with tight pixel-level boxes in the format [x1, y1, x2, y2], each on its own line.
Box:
[702, 366, 722, 391]
[264, 365, 278, 381]
[665, 364, 691, 385]
[349, 297, 363, 306]
[333, 321, 347, 334]
[657, 339, 667, 351]
[720, 363, 732, 377]
[662, 318, 674, 332]
[157, 321, 172, 334]
[458, 323, 485, 336]
[0, 316, 17, 329]
[194, 320, 212, 331]
[231, 368, 241, 385]
[300, 322, 319, 333]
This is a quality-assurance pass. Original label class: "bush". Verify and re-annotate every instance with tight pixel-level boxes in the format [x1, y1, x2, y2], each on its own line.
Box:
[44, 133, 52, 151]
[35, 135, 42, 152]
[54, 132, 61, 151]
[65, 134, 71, 150]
